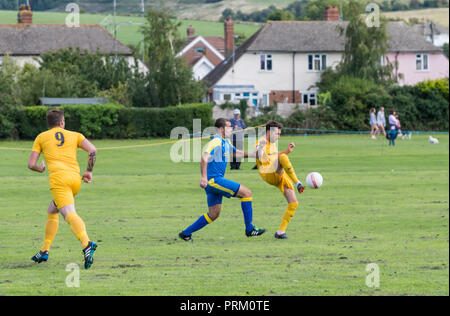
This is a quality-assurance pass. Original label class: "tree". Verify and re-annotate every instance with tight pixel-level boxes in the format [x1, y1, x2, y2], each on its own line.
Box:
[302, 0, 339, 21]
[443, 43, 449, 59]
[336, 0, 395, 83]
[267, 10, 295, 21]
[141, 7, 205, 107]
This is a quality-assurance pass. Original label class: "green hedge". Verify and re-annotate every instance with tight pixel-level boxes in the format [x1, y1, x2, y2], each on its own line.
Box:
[2, 103, 213, 140]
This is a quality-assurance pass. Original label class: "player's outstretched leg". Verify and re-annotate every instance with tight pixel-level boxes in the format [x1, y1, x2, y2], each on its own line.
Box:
[31, 201, 59, 263]
[236, 185, 266, 237]
[179, 211, 214, 242]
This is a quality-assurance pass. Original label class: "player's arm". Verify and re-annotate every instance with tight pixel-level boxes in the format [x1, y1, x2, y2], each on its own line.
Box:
[280, 142, 295, 156]
[27, 151, 46, 173]
[200, 151, 209, 188]
[235, 149, 252, 158]
[80, 139, 97, 183]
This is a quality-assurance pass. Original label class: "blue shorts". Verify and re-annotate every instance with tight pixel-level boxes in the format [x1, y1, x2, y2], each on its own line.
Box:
[205, 177, 241, 207]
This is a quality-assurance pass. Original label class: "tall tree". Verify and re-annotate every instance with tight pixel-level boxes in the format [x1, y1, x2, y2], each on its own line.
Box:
[336, 0, 394, 83]
[141, 7, 205, 107]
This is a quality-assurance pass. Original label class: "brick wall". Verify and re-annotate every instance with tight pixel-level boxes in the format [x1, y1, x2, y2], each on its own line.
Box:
[269, 90, 301, 106]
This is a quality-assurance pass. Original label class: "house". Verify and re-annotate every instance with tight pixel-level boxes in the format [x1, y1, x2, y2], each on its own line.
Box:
[204, 6, 449, 108]
[0, 5, 147, 74]
[176, 17, 235, 80]
[412, 22, 449, 47]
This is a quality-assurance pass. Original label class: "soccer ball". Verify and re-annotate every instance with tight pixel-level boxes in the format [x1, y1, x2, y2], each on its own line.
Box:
[306, 172, 323, 189]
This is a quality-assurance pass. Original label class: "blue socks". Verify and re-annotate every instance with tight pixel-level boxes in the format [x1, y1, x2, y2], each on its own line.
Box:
[183, 198, 255, 236]
[241, 198, 254, 232]
[183, 213, 213, 236]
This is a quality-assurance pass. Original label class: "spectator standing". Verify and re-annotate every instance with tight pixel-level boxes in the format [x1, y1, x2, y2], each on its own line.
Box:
[369, 108, 379, 139]
[230, 109, 246, 170]
[377, 107, 386, 137]
[388, 109, 399, 146]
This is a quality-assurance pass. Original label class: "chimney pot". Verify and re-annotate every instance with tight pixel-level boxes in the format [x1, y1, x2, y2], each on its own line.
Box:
[323, 5, 340, 21]
[224, 16, 234, 58]
[187, 25, 195, 38]
[18, 3, 33, 24]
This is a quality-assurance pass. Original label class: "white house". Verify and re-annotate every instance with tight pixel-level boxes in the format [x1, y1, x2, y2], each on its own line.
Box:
[204, 12, 448, 108]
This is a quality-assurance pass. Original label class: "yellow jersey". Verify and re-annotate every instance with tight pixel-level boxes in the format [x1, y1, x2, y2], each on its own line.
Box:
[255, 137, 279, 175]
[32, 127, 86, 177]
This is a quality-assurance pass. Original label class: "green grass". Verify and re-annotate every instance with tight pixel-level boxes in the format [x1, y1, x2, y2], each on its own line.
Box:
[0, 134, 448, 295]
[0, 10, 260, 47]
[382, 8, 449, 27]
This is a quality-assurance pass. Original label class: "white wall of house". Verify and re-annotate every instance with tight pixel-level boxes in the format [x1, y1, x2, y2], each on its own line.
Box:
[7, 56, 41, 68]
[193, 57, 215, 80]
[426, 34, 449, 47]
[213, 51, 342, 106]
[1, 55, 148, 74]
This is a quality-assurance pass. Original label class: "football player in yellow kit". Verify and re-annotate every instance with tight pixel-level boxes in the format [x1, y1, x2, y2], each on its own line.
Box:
[256, 121, 305, 239]
[28, 109, 98, 269]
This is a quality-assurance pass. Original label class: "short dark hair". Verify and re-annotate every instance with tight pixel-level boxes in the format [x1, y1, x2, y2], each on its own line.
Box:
[389, 109, 395, 115]
[47, 109, 64, 128]
[215, 118, 228, 129]
[266, 120, 283, 132]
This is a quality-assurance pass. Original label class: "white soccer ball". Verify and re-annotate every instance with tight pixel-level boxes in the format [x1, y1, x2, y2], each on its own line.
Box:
[306, 172, 323, 189]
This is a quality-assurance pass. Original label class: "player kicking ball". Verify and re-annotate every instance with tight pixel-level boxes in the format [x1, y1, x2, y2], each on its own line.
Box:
[28, 109, 98, 269]
[255, 121, 305, 240]
[179, 118, 266, 242]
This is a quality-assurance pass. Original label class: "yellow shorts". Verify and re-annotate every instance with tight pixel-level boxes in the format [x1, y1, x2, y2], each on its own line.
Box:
[259, 171, 294, 195]
[49, 173, 81, 209]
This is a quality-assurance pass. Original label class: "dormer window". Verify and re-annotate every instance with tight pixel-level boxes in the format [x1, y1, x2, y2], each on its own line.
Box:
[195, 47, 205, 54]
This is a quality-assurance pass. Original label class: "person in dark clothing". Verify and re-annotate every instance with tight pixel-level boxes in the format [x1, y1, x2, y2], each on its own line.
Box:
[230, 109, 246, 170]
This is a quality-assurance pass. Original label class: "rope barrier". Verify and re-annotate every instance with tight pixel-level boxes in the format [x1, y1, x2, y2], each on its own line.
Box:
[0, 125, 447, 152]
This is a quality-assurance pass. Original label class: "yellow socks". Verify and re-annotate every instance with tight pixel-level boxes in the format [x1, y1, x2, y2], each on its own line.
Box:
[41, 213, 59, 252]
[279, 154, 300, 184]
[279, 201, 299, 232]
[65, 212, 90, 249]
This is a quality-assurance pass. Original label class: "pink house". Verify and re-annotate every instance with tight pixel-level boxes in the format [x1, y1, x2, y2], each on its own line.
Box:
[385, 22, 449, 85]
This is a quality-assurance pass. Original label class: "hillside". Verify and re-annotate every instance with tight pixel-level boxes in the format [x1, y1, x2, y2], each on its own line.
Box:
[383, 7, 449, 27]
[3, 1, 447, 21]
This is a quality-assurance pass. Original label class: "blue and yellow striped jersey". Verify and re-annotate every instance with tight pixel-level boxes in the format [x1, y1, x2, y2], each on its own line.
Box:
[205, 135, 236, 180]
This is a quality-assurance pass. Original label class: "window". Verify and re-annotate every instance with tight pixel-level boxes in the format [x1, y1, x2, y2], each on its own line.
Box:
[308, 54, 327, 71]
[223, 94, 231, 101]
[302, 93, 317, 105]
[194, 47, 205, 54]
[260, 54, 272, 71]
[416, 54, 429, 71]
[262, 94, 268, 107]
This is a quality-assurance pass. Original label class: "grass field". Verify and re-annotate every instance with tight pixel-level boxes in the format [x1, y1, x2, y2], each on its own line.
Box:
[0, 134, 448, 296]
[383, 8, 449, 27]
[0, 10, 261, 47]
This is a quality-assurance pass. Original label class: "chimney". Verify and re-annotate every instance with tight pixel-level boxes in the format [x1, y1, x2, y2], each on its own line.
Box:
[323, 6, 339, 21]
[224, 16, 234, 58]
[187, 25, 195, 39]
[18, 3, 33, 24]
